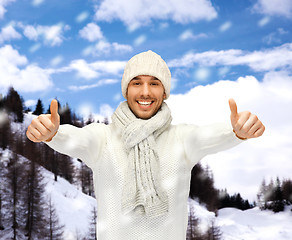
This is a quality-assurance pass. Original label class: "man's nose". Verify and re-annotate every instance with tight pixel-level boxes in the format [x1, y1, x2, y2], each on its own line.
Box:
[141, 83, 150, 96]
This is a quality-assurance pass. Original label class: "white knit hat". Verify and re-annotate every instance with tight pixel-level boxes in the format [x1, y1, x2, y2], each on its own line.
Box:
[122, 50, 171, 99]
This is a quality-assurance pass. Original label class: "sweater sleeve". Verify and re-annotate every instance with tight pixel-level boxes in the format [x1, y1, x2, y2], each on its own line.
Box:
[182, 122, 243, 168]
[45, 123, 106, 169]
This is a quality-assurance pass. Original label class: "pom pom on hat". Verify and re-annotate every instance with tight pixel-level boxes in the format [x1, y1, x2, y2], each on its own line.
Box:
[122, 50, 171, 99]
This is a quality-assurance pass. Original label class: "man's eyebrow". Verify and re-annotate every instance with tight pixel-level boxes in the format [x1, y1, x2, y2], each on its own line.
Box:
[132, 76, 159, 80]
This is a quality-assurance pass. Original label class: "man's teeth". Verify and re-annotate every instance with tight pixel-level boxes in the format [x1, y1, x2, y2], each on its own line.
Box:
[138, 101, 152, 105]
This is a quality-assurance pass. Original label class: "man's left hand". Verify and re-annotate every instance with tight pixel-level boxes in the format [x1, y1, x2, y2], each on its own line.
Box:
[229, 98, 265, 140]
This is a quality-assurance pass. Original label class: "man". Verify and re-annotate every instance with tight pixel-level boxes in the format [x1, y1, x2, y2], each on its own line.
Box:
[26, 50, 265, 240]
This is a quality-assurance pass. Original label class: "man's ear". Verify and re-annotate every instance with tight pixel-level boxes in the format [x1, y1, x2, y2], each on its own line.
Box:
[163, 92, 166, 99]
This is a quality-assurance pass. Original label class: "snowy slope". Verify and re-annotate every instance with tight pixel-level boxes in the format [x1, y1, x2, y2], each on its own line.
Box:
[189, 198, 292, 240]
[0, 146, 96, 240]
[43, 168, 97, 240]
[217, 206, 292, 240]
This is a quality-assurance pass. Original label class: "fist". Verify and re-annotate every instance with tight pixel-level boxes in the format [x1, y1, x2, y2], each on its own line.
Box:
[26, 99, 60, 142]
[229, 98, 265, 140]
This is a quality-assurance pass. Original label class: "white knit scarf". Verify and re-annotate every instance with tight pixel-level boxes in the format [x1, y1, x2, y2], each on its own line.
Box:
[112, 101, 172, 218]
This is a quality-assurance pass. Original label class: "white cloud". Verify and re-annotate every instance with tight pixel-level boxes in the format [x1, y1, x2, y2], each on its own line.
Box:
[95, 0, 217, 29]
[78, 23, 132, 55]
[253, 0, 292, 18]
[258, 16, 270, 27]
[50, 55, 63, 66]
[262, 70, 292, 100]
[32, 0, 44, 6]
[218, 66, 230, 77]
[24, 99, 37, 108]
[29, 43, 41, 53]
[166, 72, 292, 201]
[79, 23, 103, 42]
[170, 77, 178, 91]
[0, 25, 22, 43]
[76, 11, 89, 23]
[83, 40, 133, 56]
[262, 28, 288, 45]
[168, 42, 292, 72]
[69, 79, 118, 91]
[0, 45, 53, 93]
[23, 23, 69, 46]
[134, 35, 146, 46]
[113, 92, 122, 101]
[159, 22, 169, 30]
[60, 59, 126, 80]
[219, 21, 232, 32]
[194, 67, 210, 82]
[77, 103, 114, 122]
[112, 42, 132, 52]
[179, 30, 207, 41]
[0, 0, 15, 19]
[68, 59, 99, 79]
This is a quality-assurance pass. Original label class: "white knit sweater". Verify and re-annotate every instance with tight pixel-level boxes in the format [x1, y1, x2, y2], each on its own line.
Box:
[47, 122, 242, 240]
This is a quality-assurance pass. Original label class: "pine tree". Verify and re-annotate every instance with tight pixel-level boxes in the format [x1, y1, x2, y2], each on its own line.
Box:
[85, 113, 95, 125]
[0, 154, 5, 231]
[3, 87, 24, 123]
[60, 103, 73, 125]
[271, 177, 284, 212]
[257, 179, 269, 209]
[187, 202, 202, 240]
[57, 153, 74, 184]
[189, 163, 219, 212]
[33, 99, 44, 115]
[47, 196, 65, 240]
[5, 152, 26, 240]
[24, 160, 50, 239]
[88, 206, 98, 240]
[282, 179, 292, 204]
[102, 117, 109, 125]
[0, 111, 10, 150]
[79, 161, 95, 196]
[205, 220, 222, 240]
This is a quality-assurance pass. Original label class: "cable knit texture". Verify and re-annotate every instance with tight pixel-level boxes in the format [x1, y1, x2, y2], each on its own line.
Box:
[121, 50, 171, 99]
[46, 120, 242, 240]
[112, 101, 172, 218]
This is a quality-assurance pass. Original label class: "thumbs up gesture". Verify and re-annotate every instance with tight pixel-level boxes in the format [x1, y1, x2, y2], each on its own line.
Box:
[26, 99, 60, 142]
[229, 98, 265, 140]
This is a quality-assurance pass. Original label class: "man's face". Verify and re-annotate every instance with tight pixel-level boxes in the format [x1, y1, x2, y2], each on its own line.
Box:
[126, 75, 166, 120]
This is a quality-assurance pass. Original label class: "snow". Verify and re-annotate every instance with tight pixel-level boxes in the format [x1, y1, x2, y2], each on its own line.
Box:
[217, 206, 292, 240]
[0, 147, 97, 240]
[188, 198, 292, 240]
[188, 198, 215, 234]
[43, 168, 97, 240]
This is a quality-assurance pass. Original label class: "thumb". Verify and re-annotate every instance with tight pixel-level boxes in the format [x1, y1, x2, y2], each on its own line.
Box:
[228, 98, 238, 120]
[50, 99, 59, 123]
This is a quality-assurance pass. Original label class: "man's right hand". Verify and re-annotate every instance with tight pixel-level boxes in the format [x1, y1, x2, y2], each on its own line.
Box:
[26, 99, 60, 142]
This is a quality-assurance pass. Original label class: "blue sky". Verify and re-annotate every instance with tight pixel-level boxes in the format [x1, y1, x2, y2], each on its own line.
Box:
[0, 0, 291, 117]
[1, 0, 292, 200]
